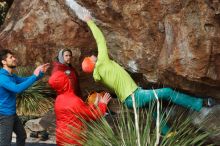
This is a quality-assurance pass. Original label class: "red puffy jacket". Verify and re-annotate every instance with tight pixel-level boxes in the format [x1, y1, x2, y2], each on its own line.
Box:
[51, 62, 82, 97]
[48, 71, 107, 146]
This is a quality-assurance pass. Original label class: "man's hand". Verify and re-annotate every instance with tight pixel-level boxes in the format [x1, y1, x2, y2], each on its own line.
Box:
[83, 15, 92, 22]
[65, 0, 93, 22]
[41, 63, 50, 73]
[33, 63, 50, 76]
[99, 93, 111, 105]
[81, 9, 92, 22]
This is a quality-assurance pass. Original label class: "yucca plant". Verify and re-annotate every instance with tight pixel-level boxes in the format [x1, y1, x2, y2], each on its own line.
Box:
[68, 100, 213, 146]
[15, 66, 55, 116]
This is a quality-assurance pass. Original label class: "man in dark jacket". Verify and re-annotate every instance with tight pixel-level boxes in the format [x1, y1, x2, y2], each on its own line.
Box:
[0, 49, 49, 146]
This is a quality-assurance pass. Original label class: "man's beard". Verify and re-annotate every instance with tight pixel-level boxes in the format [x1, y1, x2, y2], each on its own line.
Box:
[7, 64, 17, 69]
[64, 61, 71, 66]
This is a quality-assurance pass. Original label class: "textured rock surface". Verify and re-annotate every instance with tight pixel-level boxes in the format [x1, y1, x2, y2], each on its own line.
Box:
[0, 0, 95, 68]
[2, 1, 219, 144]
[0, 0, 220, 99]
[74, 0, 220, 98]
[39, 110, 55, 135]
[25, 118, 44, 132]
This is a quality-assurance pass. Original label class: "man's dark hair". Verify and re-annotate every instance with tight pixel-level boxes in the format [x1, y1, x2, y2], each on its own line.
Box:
[62, 48, 72, 56]
[0, 49, 13, 67]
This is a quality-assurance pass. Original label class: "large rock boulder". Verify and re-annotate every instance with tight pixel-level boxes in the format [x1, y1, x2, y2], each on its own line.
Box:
[73, 0, 220, 98]
[0, 0, 219, 98]
[0, 0, 95, 68]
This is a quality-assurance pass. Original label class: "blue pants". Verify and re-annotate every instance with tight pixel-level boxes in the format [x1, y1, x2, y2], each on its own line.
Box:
[124, 87, 203, 134]
[0, 114, 26, 146]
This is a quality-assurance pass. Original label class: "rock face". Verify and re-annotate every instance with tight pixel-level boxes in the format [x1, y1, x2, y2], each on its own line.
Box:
[0, 0, 96, 68]
[0, 0, 220, 98]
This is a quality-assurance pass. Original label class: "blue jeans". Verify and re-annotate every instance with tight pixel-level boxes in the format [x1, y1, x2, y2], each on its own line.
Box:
[0, 114, 26, 146]
[124, 87, 203, 135]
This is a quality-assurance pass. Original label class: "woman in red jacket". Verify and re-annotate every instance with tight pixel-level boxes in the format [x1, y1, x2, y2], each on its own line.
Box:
[48, 71, 111, 146]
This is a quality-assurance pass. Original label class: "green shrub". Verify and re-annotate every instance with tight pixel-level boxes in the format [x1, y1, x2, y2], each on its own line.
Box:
[69, 102, 212, 146]
[16, 66, 55, 116]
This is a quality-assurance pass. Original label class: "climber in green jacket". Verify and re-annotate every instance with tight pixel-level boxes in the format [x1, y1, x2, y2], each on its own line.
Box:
[81, 15, 215, 135]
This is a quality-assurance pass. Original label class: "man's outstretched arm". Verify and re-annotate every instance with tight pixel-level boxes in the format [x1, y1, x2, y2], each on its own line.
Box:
[85, 17, 109, 61]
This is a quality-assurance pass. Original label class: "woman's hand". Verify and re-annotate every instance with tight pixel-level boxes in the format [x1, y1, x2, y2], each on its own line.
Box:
[94, 93, 101, 106]
[99, 93, 112, 105]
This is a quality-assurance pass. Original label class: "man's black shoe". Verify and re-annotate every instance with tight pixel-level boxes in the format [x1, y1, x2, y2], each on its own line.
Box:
[30, 131, 38, 138]
[203, 98, 217, 107]
[39, 130, 49, 141]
